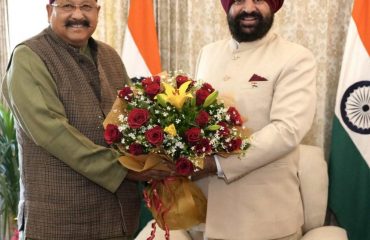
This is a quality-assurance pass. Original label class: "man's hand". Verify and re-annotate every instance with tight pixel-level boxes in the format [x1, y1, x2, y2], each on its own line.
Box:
[191, 155, 217, 181]
[125, 169, 172, 182]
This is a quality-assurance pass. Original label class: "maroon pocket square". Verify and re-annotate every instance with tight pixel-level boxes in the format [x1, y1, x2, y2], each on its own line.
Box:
[249, 74, 268, 82]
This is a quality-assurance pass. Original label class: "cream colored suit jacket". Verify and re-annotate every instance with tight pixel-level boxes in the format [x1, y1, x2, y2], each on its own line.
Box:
[194, 32, 317, 240]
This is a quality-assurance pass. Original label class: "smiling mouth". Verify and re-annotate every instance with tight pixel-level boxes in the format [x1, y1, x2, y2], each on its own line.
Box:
[240, 17, 258, 25]
[68, 24, 89, 28]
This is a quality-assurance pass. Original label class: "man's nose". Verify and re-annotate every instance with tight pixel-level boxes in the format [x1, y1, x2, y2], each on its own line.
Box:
[70, 6, 85, 17]
[242, 0, 258, 13]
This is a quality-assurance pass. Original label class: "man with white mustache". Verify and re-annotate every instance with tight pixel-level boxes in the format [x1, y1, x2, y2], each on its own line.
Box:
[2, 0, 170, 239]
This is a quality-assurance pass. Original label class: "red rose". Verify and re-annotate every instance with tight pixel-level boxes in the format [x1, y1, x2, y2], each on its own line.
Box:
[104, 124, 122, 145]
[129, 143, 144, 155]
[142, 76, 161, 88]
[153, 75, 161, 83]
[227, 138, 242, 152]
[201, 83, 215, 93]
[185, 127, 202, 144]
[145, 126, 164, 145]
[118, 86, 133, 102]
[176, 75, 194, 89]
[195, 138, 212, 155]
[227, 107, 243, 126]
[127, 108, 150, 129]
[195, 89, 210, 106]
[176, 75, 189, 88]
[195, 110, 210, 127]
[217, 121, 230, 137]
[144, 82, 161, 99]
[175, 157, 194, 176]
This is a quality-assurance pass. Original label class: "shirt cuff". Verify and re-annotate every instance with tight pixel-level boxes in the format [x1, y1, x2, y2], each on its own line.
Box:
[214, 155, 225, 179]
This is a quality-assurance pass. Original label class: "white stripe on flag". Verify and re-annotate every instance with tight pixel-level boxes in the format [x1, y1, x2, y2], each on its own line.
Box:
[122, 27, 151, 78]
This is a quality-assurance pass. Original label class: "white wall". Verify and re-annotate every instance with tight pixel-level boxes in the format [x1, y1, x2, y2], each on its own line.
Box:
[8, 0, 49, 51]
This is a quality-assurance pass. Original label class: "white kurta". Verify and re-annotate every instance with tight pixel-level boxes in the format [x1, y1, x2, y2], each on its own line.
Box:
[194, 32, 317, 240]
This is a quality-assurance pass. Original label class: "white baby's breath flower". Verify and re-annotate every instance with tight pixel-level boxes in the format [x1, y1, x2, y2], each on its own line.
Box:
[210, 138, 218, 147]
[175, 142, 185, 149]
[241, 140, 248, 150]
[118, 114, 125, 122]
[128, 133, 136, 139]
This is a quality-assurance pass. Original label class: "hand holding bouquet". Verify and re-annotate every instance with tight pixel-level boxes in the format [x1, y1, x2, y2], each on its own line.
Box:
[103, 72, 249, 237]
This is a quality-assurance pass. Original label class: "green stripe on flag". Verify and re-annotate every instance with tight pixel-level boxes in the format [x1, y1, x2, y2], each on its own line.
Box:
[329, 117, 370, 240]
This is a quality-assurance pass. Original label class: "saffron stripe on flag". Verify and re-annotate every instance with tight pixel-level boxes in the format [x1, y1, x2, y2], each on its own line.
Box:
[353, 0, 370, 55]
[127, 0, 161, 75]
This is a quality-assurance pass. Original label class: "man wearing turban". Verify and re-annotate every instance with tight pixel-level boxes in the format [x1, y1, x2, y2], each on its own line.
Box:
[192, 0, 316, 239]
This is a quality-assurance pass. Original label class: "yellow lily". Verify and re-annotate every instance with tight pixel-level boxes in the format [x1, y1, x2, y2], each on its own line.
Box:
[164, 124, 177, 137]
[157, 81, 193, 110]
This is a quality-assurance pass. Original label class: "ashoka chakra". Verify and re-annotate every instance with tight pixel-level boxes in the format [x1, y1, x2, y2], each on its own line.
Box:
[340, 81, 370, 134]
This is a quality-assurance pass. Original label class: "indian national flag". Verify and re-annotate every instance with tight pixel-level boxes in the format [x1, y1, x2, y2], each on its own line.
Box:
[329, 0, 370, 239]
[122, 0, 161, 78]
[121, 1, 161, 236]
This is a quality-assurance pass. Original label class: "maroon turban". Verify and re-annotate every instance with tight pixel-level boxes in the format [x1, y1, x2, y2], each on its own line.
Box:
[221, 0, 284, 13]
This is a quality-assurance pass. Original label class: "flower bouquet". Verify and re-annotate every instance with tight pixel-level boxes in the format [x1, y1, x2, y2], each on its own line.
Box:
[103, 72, 249, 235]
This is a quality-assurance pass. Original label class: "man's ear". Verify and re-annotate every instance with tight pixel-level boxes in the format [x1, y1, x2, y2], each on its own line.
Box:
[46, 4, 53, 23]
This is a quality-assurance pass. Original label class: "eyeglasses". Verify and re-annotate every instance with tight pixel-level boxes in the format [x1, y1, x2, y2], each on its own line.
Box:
[51, 3, 98, 13]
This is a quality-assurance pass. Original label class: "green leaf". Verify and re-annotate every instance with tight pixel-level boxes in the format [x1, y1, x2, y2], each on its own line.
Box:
[206, 125, 221, 131]
[0, 103, 19, 238]
[190, 97, 196, 107]
[156, 94, 168, 108]
[203, 91, 218, 108]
